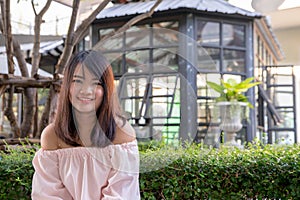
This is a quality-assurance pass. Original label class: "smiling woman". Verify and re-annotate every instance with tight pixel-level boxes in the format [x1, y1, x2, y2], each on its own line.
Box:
[70, 65, 104, 115]
[54, 50, 121, 147]
[31, 50, 140, 199]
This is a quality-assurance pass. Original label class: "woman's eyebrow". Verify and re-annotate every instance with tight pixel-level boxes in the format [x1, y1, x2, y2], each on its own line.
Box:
[74, 75, 99, 81]
[73, 75, 84, 79]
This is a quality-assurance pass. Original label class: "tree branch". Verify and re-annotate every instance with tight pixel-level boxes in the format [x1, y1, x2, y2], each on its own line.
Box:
[73, 0, 112, 44]
[31, 0, 52, 77]
[0, 85, 7, 96]
[54, 0, 80, 75]
[31, 0, 37, 16]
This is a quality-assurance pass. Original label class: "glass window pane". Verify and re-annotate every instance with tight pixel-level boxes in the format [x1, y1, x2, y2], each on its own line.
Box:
[153, 21, 179, 46]
[153, 48, 179, 71]
[126, 25, 150, 49]
[272, 73, 294, 85]
[104, 52, 123, 75]
[198, 73, 221, 98]
[146, 75, 178, 118]
[197, 99, 213, 123]
[126, 50, 150, 73]
[78, 35, 90, 51]
[197, 47, 220, 71]
[162, 125, 179, 145]
[111, 59, 122, 75]
[197, 20, 220, 46]
[275, 93, 294, 107]
[276, 108, 294, 129]
[99, 28, 114, 40]
[99, 28, 123, 50]
[274, 131, 295, 144]
[223, 24, 245, 47]
[222, 74, 242, 84]
[119, 77, 148, 119]
[223, 49, 245, 73]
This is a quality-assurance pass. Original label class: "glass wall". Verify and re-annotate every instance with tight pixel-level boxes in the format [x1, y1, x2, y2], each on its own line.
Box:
[196, 18, 247, 74]
[93, 16, 251, 145]
[195, 18, 248, 145]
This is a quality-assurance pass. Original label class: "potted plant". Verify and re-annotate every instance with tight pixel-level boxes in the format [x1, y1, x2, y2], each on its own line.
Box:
[206, 77, 261, 148]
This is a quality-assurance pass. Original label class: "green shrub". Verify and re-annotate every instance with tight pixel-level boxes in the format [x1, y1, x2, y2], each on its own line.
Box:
[0, 141, 299, 199]
[140, 143, 300, 199]
[0, 143, 36, 200]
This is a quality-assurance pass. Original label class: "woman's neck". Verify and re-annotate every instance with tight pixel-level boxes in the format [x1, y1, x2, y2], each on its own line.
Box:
[74, 112, 97, 146]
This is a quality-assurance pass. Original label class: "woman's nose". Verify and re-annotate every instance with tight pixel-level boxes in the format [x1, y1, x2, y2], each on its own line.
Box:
[80, 82, 95, 94]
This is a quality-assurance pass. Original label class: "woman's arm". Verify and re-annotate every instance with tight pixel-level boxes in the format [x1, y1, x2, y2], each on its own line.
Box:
[31, 124, 73, 200]
[40, 123, 59, 150]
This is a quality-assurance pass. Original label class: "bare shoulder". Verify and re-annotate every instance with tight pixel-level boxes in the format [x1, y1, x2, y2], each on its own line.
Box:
[40, 123, 59, 150]
[113, 120, 136, 145]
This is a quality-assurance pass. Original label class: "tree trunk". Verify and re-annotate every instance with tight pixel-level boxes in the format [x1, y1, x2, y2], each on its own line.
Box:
[28, 0, 52, 137]
[12, 39, 35, 137]
[20, 88, 35, 137]
[1, 0, 20, 137]
[37, 86, 55, 138]
[4, 86, 20, 137]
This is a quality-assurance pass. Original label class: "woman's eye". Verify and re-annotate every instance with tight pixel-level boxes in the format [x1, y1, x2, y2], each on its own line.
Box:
[72, 79, 82, 83]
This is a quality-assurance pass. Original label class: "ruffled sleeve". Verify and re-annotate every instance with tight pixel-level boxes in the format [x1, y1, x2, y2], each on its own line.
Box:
[31, 149, 73, 200]
[101, 141, 140, 200]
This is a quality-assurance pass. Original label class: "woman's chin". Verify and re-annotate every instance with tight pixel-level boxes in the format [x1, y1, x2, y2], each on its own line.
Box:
[73, 104, 96, 114]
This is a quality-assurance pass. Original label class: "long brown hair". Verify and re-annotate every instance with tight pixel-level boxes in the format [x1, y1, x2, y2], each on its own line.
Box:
[54, 50, 124, 147]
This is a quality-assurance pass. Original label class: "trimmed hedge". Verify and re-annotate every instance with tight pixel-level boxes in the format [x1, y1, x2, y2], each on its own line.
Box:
[0, 142, 299, 199]
[140, 143, 300, 199]
[0, 144, 36, 200]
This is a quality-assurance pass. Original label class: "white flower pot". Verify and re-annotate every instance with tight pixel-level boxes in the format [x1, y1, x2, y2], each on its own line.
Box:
[216, 102, 247, 148]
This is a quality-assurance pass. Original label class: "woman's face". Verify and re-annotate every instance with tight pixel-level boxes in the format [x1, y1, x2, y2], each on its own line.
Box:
[69, 65, 104, 114]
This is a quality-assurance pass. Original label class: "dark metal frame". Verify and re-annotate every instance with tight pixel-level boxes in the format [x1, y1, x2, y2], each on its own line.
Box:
[89, 11, 259, 144]
[258, 65, 297, 144]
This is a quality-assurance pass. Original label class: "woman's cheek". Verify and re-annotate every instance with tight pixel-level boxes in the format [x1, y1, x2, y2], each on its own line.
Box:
[95, 88, 104, 108]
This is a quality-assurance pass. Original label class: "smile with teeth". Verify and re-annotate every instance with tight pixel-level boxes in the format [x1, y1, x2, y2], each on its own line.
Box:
[77, 97, 94, 103]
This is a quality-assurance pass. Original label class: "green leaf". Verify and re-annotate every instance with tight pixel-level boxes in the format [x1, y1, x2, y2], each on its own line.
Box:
[206, 81, 224, 93]
[226, 78, 238, 87]
[206, 76, 261, 109]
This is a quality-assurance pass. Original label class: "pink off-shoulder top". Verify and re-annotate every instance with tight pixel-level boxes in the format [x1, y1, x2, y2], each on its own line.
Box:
[31, 140, 140, 200]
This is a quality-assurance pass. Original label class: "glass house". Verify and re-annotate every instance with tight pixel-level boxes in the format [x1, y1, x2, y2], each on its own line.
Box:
[80, 0, 296, 145]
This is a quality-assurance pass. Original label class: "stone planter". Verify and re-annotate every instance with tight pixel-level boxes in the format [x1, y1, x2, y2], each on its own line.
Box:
[216, 102, 247, 148]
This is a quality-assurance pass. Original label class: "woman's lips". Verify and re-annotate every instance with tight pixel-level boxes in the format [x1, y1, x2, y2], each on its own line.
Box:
[77, 97, 94, 103]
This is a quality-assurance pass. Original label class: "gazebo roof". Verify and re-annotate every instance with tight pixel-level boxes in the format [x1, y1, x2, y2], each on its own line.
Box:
[96, 0, 262, 19]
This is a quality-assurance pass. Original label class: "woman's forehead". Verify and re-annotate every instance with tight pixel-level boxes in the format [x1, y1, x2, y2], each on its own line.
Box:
[73, 64, 96, 79]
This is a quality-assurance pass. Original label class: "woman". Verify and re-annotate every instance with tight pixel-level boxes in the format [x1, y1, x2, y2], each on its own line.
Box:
[32, 50, 140, 199]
